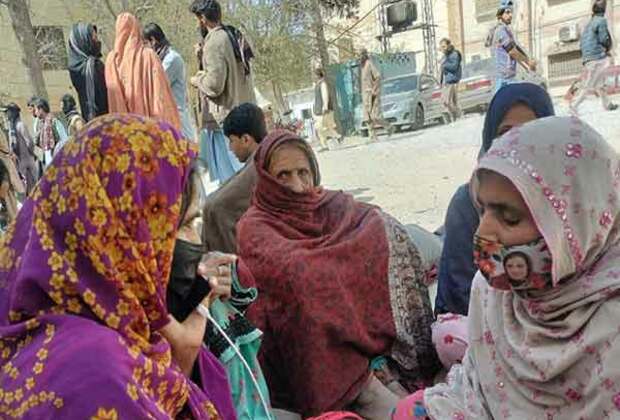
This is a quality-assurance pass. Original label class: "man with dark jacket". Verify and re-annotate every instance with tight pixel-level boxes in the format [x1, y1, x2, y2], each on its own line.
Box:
[571, 0, 618, 114]
[440, 38, 463, 121]
[202, 103, 266, 254]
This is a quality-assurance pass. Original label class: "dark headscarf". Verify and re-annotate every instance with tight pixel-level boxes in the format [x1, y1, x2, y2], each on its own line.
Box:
[68, 23, 107, 121]
[479, 83, 555, 158]
[223, 25, 254, 76]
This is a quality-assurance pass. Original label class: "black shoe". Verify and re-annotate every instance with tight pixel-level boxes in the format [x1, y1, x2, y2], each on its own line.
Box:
[608, 103, 619, 111]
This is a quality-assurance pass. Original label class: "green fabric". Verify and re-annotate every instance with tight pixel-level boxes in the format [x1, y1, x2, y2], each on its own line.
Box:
[209, 264, 273, 419]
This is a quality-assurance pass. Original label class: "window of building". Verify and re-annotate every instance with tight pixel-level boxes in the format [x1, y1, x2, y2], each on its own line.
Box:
[476, 0, 497, 21]
[547, 50, 582, 79]
[33, 26, 68, 71]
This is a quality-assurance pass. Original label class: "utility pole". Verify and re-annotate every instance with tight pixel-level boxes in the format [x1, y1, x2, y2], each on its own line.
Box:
[377, 0, 437, 75]
[458, 0, 465, 58]
[420, 0, 437, 76]
[378, 0, 391, 54]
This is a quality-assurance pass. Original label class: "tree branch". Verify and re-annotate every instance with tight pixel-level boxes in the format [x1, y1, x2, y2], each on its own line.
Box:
[102, 0, 118, 18]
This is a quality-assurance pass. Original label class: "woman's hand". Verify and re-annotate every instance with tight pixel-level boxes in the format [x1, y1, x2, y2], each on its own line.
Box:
[197, 252, 237, 303]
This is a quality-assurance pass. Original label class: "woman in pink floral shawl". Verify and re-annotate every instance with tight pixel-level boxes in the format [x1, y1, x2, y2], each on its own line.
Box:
[0, 114, 235, 419]
[396, 116, 620, 419]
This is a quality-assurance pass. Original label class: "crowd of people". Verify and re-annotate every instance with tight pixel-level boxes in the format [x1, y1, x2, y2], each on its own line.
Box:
[2, 0, 620, 419]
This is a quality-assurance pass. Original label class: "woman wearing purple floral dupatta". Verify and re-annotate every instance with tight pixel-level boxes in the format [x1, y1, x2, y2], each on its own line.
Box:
[0, 114, 234, 419]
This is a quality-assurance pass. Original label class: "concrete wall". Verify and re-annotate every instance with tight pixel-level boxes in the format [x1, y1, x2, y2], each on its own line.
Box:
[0, 0, 91, 121]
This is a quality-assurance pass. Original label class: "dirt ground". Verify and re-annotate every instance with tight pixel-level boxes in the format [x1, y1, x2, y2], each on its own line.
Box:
[317, 100, 620, 232]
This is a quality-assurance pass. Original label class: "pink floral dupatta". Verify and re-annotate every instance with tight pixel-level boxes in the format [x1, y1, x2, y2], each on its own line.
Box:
[425, 116, 620, 419]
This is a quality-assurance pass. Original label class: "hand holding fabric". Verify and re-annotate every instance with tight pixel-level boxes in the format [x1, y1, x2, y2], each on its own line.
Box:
[198, 252, 237, 303]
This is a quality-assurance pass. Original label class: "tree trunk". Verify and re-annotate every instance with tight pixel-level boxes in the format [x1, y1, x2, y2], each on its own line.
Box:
[4, 0, 48, 99]
[271, 80, 289, 115]
[308, 0, 343, 135]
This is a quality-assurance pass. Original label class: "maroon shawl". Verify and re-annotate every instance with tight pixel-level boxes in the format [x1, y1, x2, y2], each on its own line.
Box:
[237, 130, 437, 416]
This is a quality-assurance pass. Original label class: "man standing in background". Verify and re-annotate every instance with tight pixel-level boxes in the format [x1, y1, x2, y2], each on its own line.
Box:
[439, 38, 463, 122]
[570, 0, 618, 114]
[487, 0, 537, 92]
[360, 49, 393, 141]
[202, 103, 266, 254]
[189, 0, 256, 185]
[313, 68, 340, 151]
[144, 23, 198, 142]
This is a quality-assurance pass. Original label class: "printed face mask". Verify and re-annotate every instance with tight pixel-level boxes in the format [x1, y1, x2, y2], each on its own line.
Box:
[473, 235, 553, 291]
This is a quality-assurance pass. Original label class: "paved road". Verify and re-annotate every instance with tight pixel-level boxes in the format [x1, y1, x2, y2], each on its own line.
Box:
[316, 101, 620, 231]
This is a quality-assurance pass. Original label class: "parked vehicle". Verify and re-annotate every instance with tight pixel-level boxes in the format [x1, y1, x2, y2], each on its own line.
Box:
[564, 65, 620, 102]
[355, 72, 451, 136]
[458, 58, 548, 114]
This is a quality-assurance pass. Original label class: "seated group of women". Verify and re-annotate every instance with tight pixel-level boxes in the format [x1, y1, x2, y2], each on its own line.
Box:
[2, 82, 620, 420]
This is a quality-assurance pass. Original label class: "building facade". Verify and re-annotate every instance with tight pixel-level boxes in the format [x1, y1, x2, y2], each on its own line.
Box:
[0, 0, 91, 118]
[329, 0, 620, 96]
[451, 0, 620, 95]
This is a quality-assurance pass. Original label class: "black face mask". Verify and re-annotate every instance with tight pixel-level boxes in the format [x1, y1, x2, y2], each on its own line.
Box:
[169, 239, 204, 298]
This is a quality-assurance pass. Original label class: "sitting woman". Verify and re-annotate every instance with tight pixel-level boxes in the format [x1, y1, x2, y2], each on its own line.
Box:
[435, 83, 555, 315]
[396, 116, 620, 418]
[167, 161, 273, 419]
[0, 114, 235, 418]
[236, 130, 440, 418]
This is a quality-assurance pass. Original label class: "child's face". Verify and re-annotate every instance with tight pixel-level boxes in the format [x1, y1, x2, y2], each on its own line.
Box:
[505, 255, 528, 281]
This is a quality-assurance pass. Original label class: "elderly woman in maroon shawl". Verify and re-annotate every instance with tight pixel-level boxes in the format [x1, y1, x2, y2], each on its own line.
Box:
[237, 130, 440, 418]
[0, 114, 236, 419]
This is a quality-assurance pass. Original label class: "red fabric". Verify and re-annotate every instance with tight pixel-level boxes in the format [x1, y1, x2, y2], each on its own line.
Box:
[237, 130, 397, 416]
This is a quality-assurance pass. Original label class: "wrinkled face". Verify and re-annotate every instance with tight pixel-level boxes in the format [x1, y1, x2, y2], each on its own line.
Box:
[505, 254, 529, 281]
[501, 9, 513, 24]
[268, 143, 314, 194]
[228, 134, 254, 163]
[177, 173, 204, 244]
[475, 170, 540, 247]
[496, 103, 537, 138]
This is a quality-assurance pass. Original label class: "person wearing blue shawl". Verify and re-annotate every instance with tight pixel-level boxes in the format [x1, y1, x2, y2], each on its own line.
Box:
[435, 83, 555, 315]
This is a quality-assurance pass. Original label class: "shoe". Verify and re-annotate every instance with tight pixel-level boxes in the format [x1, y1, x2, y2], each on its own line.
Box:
[608, 103, 619, 111]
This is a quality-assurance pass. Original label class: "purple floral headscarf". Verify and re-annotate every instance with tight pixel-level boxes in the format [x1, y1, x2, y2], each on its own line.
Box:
[0, 114, 223, 419]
